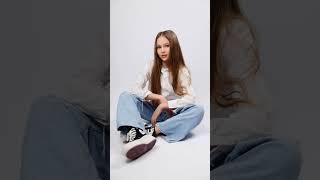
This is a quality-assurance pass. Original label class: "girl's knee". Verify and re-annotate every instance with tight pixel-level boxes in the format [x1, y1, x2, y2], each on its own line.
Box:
[191, 105, 205, 124]
[268, 139, 302, 173]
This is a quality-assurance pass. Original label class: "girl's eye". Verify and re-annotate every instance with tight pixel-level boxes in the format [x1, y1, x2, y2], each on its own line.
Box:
[165, 44, 170, 47]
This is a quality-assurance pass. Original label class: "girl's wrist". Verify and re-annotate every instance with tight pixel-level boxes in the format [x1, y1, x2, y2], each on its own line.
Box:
[155, 94, 161, 100]
[158, 95, 166, 103]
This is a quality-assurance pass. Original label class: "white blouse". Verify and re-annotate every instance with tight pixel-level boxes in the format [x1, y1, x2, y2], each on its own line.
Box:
[131, 60, 196, 109]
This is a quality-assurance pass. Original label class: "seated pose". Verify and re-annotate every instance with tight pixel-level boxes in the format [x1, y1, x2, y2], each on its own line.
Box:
[211, 1, 302, 179]
[116, 30, 204, 160]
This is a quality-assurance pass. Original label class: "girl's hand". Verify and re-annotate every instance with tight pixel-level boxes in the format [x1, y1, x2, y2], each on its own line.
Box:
[158, 97, 174, 117]
[158, 95, 168, 104]
[151, 105, 162, 127]
[146, 93, 166, 107]
[151, 102, 170, 127]
[166, 108, 174, 118]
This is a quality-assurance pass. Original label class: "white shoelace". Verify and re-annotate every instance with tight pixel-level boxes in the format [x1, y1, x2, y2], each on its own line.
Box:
[126, 128, 137, 142]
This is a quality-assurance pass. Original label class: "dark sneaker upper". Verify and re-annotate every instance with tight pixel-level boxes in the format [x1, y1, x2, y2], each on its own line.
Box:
[126, 127, 145, 142]
[144, 123, 156, 137]
[123, 127, 157, 160]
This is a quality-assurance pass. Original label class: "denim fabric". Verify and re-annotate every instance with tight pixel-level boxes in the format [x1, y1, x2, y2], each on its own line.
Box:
[211, 137, 302, 180]
[21, 95, 109, 180]
[116, 91, 204, 143]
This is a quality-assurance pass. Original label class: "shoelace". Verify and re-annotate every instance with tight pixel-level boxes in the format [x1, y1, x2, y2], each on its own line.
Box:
[144, 124, 154, 135]
[126, 128, 137, 142]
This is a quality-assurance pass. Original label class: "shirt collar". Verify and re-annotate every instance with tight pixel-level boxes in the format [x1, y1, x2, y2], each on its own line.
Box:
[161, 65, 168, 73]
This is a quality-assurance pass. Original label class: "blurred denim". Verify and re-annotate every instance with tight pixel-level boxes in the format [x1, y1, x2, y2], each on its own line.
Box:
[116, 91, 204, 143]
[211, 137, 302, 180]
[21, 95, 109, 180]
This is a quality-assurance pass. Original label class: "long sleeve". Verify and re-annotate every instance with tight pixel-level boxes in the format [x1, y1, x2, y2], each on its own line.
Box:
[60, 55, 107, 123]
[211, 101, 272, 145]
[211, 19, 273, 145]
[130, 60, 153, 99]
[167, 67, 196, 108]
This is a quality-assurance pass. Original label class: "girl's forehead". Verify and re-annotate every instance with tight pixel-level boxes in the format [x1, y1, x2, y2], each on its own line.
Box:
[157, 36, 169, 43]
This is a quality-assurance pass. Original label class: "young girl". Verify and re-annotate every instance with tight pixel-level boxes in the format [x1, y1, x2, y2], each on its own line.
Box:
[116, 30, 204, 160]
[211, 0, 301, 179]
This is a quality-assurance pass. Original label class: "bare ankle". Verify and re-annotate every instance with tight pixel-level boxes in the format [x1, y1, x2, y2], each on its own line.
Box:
[155, 125, 161, 135]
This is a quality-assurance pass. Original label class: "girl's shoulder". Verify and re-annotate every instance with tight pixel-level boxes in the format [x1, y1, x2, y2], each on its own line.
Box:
[179, 66, 192, 85]
[145, 59, 154, 68]
[143, 59, 154, 74]
[223, 17, 251, 35]
[179, 66, 191, 76]
[220, 17, 254, 46]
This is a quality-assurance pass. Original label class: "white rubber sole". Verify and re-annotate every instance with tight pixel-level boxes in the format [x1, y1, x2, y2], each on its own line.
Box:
[123, 135, 156, 160]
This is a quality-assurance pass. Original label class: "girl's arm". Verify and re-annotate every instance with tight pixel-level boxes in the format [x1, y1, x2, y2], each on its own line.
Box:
[212, 19, 272, 146]
[167, 68, 196, 108]
[146, 93, 173, 127]
[211, 104, 271, 145]
[130, 60, 153, 98]
[145, 93, 164, 102]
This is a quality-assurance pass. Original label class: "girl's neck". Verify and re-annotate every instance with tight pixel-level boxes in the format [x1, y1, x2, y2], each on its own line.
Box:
[162, 62, 169, 68]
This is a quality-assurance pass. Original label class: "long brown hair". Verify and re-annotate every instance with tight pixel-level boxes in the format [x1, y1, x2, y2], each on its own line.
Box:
[212, 0, 260, 107]
[150, 30, 188, 96]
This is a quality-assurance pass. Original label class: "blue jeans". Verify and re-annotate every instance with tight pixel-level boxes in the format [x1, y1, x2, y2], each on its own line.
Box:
[21, 95, 109, 180]
[116, 91, 204, 143]
[211, 137, 302, 180]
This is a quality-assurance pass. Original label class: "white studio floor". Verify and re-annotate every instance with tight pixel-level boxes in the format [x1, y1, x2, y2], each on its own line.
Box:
[110, 96, 210, 180]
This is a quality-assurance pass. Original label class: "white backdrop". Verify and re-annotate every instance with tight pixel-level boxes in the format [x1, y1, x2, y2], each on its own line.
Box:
[110, 0, 210, 179]
[110, 0, 210, 115]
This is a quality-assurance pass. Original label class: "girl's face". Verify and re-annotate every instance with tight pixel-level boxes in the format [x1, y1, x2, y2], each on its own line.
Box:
[156, 36, 170, 62]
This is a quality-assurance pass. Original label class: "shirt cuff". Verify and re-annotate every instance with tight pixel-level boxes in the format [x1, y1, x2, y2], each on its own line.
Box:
[143, 90, 153, 99]
[168, 100, 178, 109]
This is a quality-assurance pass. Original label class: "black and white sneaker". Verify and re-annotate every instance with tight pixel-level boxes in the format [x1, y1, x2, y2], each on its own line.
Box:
[145, 123, 156, 137]
[123, 127, 156, 160]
